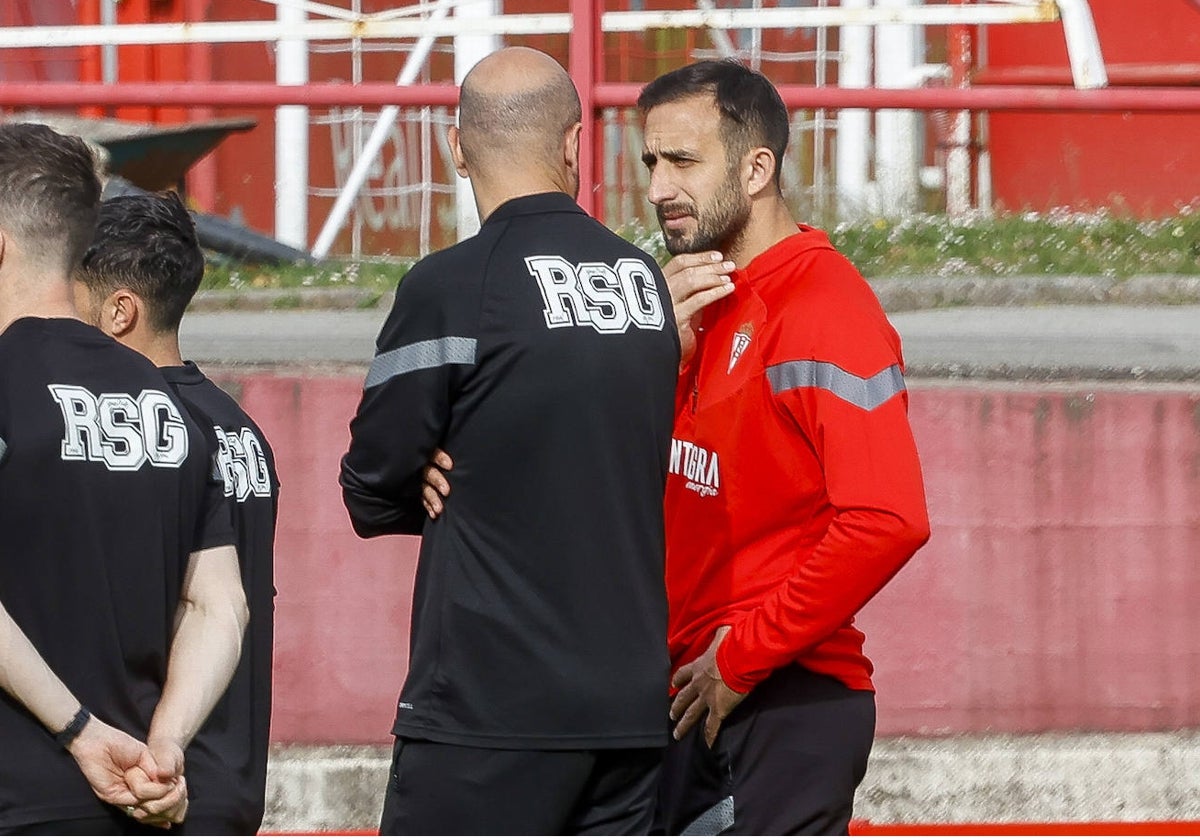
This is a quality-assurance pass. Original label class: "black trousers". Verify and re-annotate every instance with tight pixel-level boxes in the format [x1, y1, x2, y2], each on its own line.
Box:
[655, 664, 876, 836]
[378, 738, 663, 835]
[176, 815, 258, 835]
[5, 811, 249, 836]
[1, 811, 172, 836]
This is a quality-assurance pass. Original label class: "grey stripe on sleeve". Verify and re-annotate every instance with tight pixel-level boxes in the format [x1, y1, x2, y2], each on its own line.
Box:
[364, 336, 477, 389]
[681, 795, 735, 835]
[766, 359, 906, 411]
[0, 435, 6, 464]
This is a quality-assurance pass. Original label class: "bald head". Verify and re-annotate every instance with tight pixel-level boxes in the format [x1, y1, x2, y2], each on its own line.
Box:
[457, 47, 582, 171]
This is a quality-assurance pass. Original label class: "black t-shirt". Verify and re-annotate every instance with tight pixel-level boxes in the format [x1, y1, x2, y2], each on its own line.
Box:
[341, 192, 679, 749]
[0, 318, 233, 829]
[160, 362, 278, 832]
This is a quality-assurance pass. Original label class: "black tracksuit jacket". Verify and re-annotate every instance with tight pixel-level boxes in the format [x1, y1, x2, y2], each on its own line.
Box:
[341, 192, 679, 749]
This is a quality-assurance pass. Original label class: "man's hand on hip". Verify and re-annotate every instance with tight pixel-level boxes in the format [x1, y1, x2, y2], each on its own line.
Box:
[669, 626, 747, 747]
[663, 252, 736, 366]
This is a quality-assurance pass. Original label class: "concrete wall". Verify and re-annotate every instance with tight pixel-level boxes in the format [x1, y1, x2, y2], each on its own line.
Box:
[210, 370, 1200, 745]
[261, 732, 1200, 832]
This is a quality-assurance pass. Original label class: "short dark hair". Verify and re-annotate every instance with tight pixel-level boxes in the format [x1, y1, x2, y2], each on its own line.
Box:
[0, 123, 101, 272]
[77, 192, 205, 334]
[637, 60, 790, 186]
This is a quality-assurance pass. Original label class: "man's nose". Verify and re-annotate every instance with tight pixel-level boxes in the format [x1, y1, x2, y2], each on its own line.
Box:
[646, 167, 676, 206]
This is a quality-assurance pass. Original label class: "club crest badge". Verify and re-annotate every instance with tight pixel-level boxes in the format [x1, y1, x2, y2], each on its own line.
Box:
[728, 322, 754, 373]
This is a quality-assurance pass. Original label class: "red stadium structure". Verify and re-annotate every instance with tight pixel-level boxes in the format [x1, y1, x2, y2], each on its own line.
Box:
[2, 80, 1200, 113]
[4, 0, 1199, 256]
[3, 1, 1200, 833]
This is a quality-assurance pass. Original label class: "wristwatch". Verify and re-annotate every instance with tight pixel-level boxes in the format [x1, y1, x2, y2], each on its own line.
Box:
[54, 706, 92, 749]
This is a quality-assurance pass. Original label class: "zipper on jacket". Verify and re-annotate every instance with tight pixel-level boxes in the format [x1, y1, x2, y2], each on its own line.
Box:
[689, 322, 709, 414]
[689, 346, 699, 412]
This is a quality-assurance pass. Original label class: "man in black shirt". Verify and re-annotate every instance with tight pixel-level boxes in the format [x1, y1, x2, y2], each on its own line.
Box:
[341, 47, 680, 834]
[0, 123, 247, 834]
[74, 191, 280, 835]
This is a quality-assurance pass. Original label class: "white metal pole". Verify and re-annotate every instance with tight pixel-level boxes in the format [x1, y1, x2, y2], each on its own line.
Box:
[0, 7, 1066, 50]
[275, 1, 309, 249]
[946, 21, 972, 218]
[311, 0, 455, 260]
[100, 0, 118, 84]
[975, 26, 993, 214]
[945, 111, 971, 217]
[874, 0, 921, 217]
[1055, 0, 1107, 89]
[695, 0, 738, 59]
[603, 5, 1056, 31]
[836, 0, 872, 218]
[749, 0, 763, 70]
[453, 0, 500, 242]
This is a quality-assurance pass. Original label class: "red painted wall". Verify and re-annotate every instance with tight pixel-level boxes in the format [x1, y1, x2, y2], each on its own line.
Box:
[986, 0, 1200, 214]
[215, 372, 419, 745]
[212, 371, 1200, 745]
[867, 383, 1200, 736]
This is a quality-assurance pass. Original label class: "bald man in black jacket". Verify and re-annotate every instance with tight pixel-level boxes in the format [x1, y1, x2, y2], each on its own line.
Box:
[341, 47, 679, 835]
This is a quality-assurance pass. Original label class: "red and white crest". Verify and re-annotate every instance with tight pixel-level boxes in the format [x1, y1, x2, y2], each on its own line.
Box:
[728, 322, 754, 373]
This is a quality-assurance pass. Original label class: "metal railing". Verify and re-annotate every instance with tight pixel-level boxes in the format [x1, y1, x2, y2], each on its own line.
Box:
[0, 0, 1116, 256]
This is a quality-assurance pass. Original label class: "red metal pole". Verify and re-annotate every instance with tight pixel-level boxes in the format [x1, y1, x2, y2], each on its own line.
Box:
[591, 0, 607, 223]
[595, 83, 1200, 112]
[184, 0, 216, 211]
[153, 0, 189, 125]
[569, 0, 598, 216]
[76, 0, 103, 119]
[119, 0, 154, 124]
[5, 82, 1200, 112]
[0, 83, 460, 107]
[974, 63, 1200, 87]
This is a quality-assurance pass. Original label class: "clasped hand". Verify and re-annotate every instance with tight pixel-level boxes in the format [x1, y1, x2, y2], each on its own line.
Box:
[68, 717, 188, 828]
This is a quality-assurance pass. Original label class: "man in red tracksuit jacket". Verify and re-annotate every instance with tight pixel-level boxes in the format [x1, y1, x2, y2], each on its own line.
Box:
[639, 60, 931, 835]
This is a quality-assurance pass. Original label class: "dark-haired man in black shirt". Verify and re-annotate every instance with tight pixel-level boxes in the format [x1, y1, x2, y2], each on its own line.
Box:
[0, 123, 246, 835]
[74, 191, 280, 835]
[341, 47, 680, 835]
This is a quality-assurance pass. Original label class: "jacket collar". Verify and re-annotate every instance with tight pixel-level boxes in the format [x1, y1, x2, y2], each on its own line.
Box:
[698, 226, 832, 334]
[738, 224, 833, 289]
[160, 360, 206, 386]
[483, 191, 586, 225]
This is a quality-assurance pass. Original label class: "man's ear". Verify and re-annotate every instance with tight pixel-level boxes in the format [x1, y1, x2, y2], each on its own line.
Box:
[563, 122, 583, 172]
[744, 146, 778, 199]
[0, 231, 7, 270]
[447, 125, 470, 178]
[103, 289, 142, 338]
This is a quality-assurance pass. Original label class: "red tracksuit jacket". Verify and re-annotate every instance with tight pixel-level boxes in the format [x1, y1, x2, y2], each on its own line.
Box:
[664, 226, 931, 694]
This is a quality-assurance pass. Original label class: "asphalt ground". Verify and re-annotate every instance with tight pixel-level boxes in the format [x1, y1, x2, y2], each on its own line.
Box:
[179, 296, 1200, 382]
